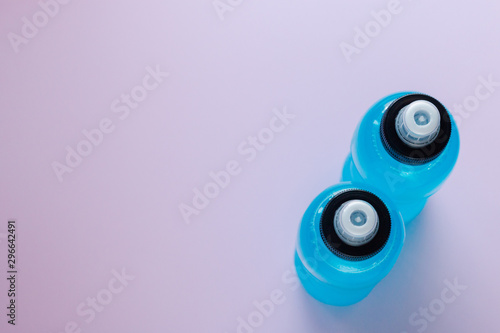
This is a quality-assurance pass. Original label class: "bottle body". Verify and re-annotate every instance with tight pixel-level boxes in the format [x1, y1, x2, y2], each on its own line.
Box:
[341, 92, 460, 223]
[295, 182, 405, 306]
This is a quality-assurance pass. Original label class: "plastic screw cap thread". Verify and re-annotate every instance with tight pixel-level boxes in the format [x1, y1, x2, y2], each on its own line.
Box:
[395, 100, 441, 148]
[333, 200, 379, 247]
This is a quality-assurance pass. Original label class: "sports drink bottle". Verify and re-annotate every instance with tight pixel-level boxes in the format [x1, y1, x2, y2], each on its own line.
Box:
[341, 92, 460, 222]
[295, 182, 405, 306]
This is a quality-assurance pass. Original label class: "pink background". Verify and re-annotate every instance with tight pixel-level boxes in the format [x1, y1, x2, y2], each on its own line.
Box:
[1, 1, 499, 332]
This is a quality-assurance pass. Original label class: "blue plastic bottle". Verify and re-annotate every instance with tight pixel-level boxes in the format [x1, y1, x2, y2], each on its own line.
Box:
[295, 182, 405, 306]
[341, 92, 460, 223]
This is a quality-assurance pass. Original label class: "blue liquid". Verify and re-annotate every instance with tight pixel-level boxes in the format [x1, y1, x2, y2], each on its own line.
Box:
[295, 182, 405, 306]
[341, 92, 460, 223]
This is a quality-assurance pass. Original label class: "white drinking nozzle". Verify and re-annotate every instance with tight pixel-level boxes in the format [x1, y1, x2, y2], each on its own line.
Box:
[334, 200, 379, 247]
[396, 100, 441, 148]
